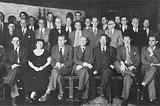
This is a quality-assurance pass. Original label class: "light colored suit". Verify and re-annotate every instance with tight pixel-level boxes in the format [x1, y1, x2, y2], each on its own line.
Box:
[48, 45, 73, 93]
[114, 45, 140, 100]
[141, 46, 160, 100]
[105, 29, 123, 48]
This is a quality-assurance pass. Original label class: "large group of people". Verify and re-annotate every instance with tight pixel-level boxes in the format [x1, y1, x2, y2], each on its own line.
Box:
[0, 10, 160, 106]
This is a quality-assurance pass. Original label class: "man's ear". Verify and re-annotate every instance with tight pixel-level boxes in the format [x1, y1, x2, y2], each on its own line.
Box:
[156, 41, 158, 44]
[64, 39, 67, 43]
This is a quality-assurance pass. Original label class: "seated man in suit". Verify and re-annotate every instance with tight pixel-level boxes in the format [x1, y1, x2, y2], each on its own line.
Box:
[114, 34, 140, 105]
[73, 36, 93, 103]
[3, 36, 27, 106]
[93, 34, 116, 104]
[141, 35, 160, 103]
[39, 35, 73, 101]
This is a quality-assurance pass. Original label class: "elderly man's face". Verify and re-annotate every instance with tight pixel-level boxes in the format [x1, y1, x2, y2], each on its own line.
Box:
[132, 18, 139, 28]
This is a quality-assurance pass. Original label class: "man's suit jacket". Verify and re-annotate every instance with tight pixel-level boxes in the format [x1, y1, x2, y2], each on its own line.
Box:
[68, 30, 85, 46]
[16, 28, 35, 53]
[3, 46, 27, 69]
[73, 46, 93, 70]
[116, 45, 140, 70]
[105, 29, 123, 48]
[128, 27, 148, 51]
[83, 28, 104, 48]
[0, 22, 8, 45]
[141, 46, 160, 74]
[51, 45, 73, 69]
[94, 46, 116, 71]
[49, 27, 66, 50]
[2, 29, 16, 49]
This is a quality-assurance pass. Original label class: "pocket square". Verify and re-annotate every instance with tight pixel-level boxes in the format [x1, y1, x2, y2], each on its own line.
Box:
[133, 52, 136, 55]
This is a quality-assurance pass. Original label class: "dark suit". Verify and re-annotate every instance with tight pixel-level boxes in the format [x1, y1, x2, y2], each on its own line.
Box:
[83, 28, 104, 48]
[47, 45, 73, 93]
[73, 46, 93, 99]
[94, 45, 116, 98]
[3, 46, 27, 98]
[114, 45, 140, 100]
[49, 27, 66, 50]
[141, 46, 160, 100]
[15, 28, 35, 54]
[2, 29, 16, 49]
[128, 27, 148, 51]
[0, 22, 8, 45]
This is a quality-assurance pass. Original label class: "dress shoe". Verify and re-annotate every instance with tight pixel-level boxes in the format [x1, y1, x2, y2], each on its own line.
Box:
[150, 99, 159, 105]
[58, 93, 64, 100]
[74, 90, 82, 102]
[108, 96, 112, 105]
[30, 92, 38, 101]
[38, 93, 51, 102]
[98, 87, 104, 97]
[12, 97, 17, 106]
[121, 99, 128, 106]
[83, 98, 88, 104]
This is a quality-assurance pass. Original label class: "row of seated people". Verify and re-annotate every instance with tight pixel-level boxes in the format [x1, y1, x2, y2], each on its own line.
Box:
[0, 33, 159, 106]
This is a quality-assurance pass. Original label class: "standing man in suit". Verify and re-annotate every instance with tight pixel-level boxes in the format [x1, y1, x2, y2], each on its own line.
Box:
[39, 35, 73, 101]
[49, 17, 65, 50]
[3, 22, 16, 49]
[0, 12, 7, 45]
[121, 16, 130, 36]
[16, 11, 28, 29]
[69, 21, 85, 47]
[142, 19, 154, 37]
[100, 16, 108, 31]
[115, 15, 121, 30]
[73, 36, 93, 103]
[83, 17, 91, 30]
[27, 16, 38, 31]
[83, 17, 104, 48]
[3, 36, 27, 106]
[35, 18, 50, 50]
[46, 12, 55, 29]
[129, 18, 147, 51]
[15, 19, 35, 54]
[114, 35, 140, 105]
[141, 35, 160, 103]
[105, 20, 123, 48]
[94, 34, 116, 104]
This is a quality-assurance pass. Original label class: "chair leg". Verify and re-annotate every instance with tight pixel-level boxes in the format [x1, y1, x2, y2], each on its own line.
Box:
[69, 77, 73, 99]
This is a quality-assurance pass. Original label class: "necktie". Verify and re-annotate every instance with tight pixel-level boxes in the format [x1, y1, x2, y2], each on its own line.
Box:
[14, 48, 19, 63]
[74, 31, 81, 47]
[22, 29, 25, 35]
[126, 46, 132, 65]
[93, 28, 97, 35]
[59, 48, 63, 63]
[81, 48, 85, 61]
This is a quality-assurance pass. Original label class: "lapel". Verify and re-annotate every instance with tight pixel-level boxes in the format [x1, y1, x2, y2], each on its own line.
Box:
[78, 46, 83, 59]
[19, 46, 22, 61]
[63, 45, 68, 56]
[122, 46, 126, 60]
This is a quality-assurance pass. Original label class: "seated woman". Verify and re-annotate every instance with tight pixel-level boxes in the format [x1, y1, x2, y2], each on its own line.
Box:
[24, 39, 51, 102]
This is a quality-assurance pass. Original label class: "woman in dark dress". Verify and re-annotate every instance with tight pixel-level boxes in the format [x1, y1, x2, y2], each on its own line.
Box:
[24, 39, 51, 101]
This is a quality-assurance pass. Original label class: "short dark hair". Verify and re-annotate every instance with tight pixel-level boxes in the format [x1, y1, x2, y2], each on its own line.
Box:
[0, 11, 5, 22]
[148, 34, 157, 41]
[58, 34, 67, 40]
[11, 36, 21, 41]
[19, 11, 28, 19]
[99, 34, 111, 46]
[8, 15, 16, 23]
[123, 32, 131, 39]
[35, 39, 45, 49]
[8, 22, 15, 27]
[74, 20, 81, 25]
[75, 11, 81, 16]
[47, 12, 54, 17]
